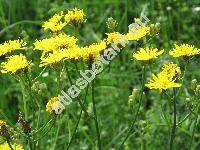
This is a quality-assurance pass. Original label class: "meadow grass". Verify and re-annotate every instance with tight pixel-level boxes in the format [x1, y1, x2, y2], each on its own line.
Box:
[0, 0, 200, 149]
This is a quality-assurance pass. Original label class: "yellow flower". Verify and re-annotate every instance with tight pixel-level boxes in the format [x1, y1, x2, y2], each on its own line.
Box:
[42, 12, 67, 32]
[64, 47, 83, 60]
[0, 39, 26, 56]
[34, 33, 78, 52]
[46, 97, 64, 114]
[125, 25, 150, 41]
[169, 44, 200, 57]
[145, 73, 181, 90]
[161, 62, 181, 79]
[81, 41, 107, 60]
[133, 47, 164, 61]
[39, 50, 66, 67]
[65, 8, 86, 25]
[0, 143, 24, 150]
[1, 54, 31, 74]
[145, 63, 181, 90]
[106, 32, 126, 45]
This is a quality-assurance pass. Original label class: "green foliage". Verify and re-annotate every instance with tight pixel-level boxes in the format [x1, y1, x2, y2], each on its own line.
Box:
[0, 0, 200, 149]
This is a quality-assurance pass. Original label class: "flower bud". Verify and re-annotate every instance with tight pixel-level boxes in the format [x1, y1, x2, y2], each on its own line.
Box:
[39, 83, 47, 91]
[31, 81, 40, 92]
[150, 24, 155, 35]
[28, 63, 35, 72]
[155, 23, 161, 32]
[191, 79, 197, 90]
[196, 85, 200, 95]
[128, 95, 134, 106]
[184, 97, 192, 107]
[132, 88, 139, 100]
[106, 17, 118, 30]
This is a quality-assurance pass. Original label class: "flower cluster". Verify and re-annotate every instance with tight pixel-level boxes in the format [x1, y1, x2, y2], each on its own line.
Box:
[42, 8, 86, 32]
[34, 33, 78, 52]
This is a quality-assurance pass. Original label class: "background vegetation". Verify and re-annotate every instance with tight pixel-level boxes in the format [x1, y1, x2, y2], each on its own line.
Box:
[0, 0, 200, 149]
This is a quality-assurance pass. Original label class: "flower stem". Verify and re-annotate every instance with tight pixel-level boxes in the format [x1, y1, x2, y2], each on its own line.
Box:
[169, 90, 177, 150]
[119, 64, 146, 149]
[66, 85, 89, 149]
[189, 109, 198, 150]
[92, 80, 101, 150]
[6, 139, 14, 150]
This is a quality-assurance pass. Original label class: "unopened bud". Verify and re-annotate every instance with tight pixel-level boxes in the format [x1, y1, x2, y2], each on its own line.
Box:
[128, 95, 134, 106]
[31, 81, 40, 92]
[39, 83, 47, 91]
[190, 79, 197, 90]
[184, 98, 192, 107]
[132, 88, 139, 100]
[106, 17, 118, 30]
[149, 23, 160, 35]
[28, 63, 35, 72]
[155, 23, 161, 32]
[196, 85, 200, 95]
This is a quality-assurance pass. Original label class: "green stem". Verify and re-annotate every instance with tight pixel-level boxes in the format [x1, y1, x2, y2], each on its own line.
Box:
[92, 80, 101, 150]
[189, 117, 197, 150]
[169, 90, 177, 150]
[176, 64, 187, 97]
[118, 64, 146, 149]
[27, 135, 33, 150]
[6, 139, 14, 150]
[65, 62, 94, 118]
[19, 76, 28, 120]
[66, 86, 89, 149]
[66, 109, 82, 149]
[56, 67, 62, 94]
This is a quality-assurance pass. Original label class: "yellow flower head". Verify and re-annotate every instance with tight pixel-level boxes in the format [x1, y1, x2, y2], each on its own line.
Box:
[46, 97, 64, 114]
[125, 25, 150, 41]
[34, 33, 78, 52]
[161, 62, 181, 79]
[64, 46, 82, 60]
[39, 50, 66, 67]
[169, 44, 200, 57]
[133, 47, 164, 61]
[0, 143, 24, 150]
[0, 39, 26, 56]
[1, 54, 31, 74]
[145, 73, 181, 90]
[81, 41, 107, 60]
[106, 32, 126, 45]
[145, 63, 181, 90]
[65, 8, 86, 25]
[42, 12, 67, 32]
